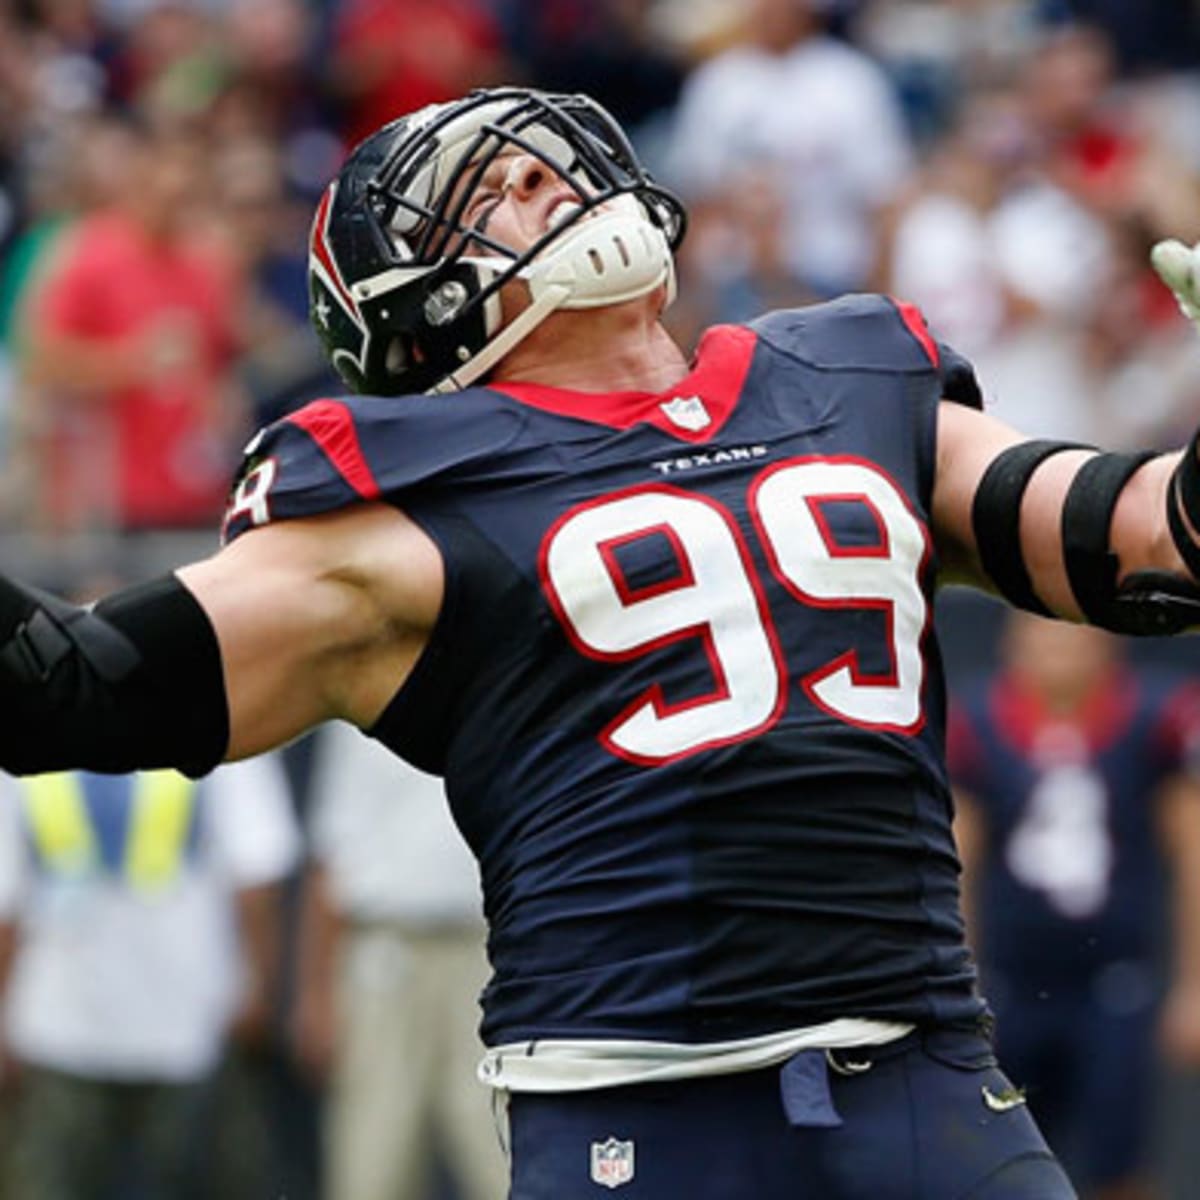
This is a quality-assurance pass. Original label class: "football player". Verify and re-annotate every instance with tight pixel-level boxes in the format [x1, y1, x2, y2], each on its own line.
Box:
[5, 87, 1200, 1198]
[951, 614, 1200, 1198]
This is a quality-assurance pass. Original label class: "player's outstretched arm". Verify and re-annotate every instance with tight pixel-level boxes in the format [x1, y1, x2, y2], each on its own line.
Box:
[179, 503, 441, 761]
[0, 503, 439, 776]
[933, 401, 1195, 631]
[933, 238, 1200, 631]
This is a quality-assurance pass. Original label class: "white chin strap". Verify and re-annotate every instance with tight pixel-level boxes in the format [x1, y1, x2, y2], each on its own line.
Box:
[427, 196, 675, 395]
[524, 194, 677, 311]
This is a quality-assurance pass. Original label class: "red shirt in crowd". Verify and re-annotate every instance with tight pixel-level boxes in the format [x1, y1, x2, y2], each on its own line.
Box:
[32, 212, 241, 530]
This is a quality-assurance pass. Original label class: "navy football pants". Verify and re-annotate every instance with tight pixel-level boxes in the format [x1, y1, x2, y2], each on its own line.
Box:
[506, 1029, 1076, 1199]
[991, 979, 1156, 1190]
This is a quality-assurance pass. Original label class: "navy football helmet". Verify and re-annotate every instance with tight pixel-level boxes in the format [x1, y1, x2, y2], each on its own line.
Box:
[308, 87, 687, 396]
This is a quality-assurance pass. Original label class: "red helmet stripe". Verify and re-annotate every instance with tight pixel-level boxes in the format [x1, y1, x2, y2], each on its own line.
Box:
[311, 185, 362, 320]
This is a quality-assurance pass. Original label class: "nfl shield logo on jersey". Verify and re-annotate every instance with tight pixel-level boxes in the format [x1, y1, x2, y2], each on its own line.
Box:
[660, 394, 711, 431]
[590, 1136, 635, 1189]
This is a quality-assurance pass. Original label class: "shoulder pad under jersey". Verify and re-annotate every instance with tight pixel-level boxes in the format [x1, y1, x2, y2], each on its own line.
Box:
[221, 388, 522, 543]
[749, 294, 982, 409]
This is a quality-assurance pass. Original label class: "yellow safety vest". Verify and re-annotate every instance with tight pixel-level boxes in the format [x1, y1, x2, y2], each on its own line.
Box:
[19, 770, 199, 893]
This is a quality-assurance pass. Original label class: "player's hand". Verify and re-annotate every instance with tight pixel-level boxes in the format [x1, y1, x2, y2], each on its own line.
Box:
[1152, 238, 1200, 331]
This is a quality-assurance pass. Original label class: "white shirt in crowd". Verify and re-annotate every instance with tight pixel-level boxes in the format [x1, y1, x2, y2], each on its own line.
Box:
[665, 33, 913, 292]
[0, 754, 301, 1083]
[309, 720, 483, 928]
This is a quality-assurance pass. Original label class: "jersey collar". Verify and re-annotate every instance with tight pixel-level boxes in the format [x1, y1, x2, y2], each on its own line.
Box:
[990, 669, 1137, 758]
[487, 325, 757, 444]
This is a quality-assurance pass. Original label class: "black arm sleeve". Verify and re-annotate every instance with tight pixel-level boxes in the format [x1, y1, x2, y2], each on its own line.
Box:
[0, 573, 229, 778]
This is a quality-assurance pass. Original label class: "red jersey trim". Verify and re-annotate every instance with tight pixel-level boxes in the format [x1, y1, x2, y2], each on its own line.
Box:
[989, 669, 1138, 756]
[488, 325, 758, 444]
[889, 298, 940, 369]
[288, 399, 382, 501]
[310, 187, 360, 320]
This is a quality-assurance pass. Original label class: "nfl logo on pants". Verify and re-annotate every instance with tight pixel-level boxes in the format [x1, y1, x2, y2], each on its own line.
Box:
[591, 1137, 635, 1189]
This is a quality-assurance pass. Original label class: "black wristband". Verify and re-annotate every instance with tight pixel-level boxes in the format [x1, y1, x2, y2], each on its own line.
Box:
[1061, 451, 1155, 627]
[971, 440, 1089, 615]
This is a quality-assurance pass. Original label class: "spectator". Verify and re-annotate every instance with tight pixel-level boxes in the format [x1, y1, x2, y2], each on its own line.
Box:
[666, 164, 814, 345]
[853, 0, 1041, 143]
[496, 0, 685, 145]
[664, 0, 914, 296]
[20, 117, 248, 533]
[1020, 24, 1147, 220]
[0, 112, 143, 528]
[949, 613, 1200, 1199]
[0, 751, 301, 1199]
[1073, 227, 1200, 453]
[882, 22, 1200, 444]
[882, 86, 1031, 360]
[208, 0, 319, 141]
[204, 0, 344, 201]
[325, 0, 509, 150]
[881, 79, 1115, 441]
[293, 721, 505, 1200]
[1037, 0, 1200, 74]
[103, 1, 222, 120]
[208, 135, 339, 427]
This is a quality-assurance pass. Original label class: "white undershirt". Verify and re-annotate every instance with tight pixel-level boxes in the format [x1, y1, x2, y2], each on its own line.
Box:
[479, 1017, 914, 1092]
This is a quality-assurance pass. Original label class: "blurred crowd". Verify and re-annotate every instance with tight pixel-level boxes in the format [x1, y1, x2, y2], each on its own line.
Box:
[1, 0, 1199, 541]
[3, 0, 1200, 1198]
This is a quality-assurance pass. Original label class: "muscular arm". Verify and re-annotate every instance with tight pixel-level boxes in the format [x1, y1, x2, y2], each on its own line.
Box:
[0, 502, 442, 775]
[179, 502, 442, 760]
[933, 401, 1189, 619]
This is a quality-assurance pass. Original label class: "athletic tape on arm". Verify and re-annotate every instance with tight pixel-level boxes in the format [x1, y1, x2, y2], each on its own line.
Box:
[970, 440, 1089, 614]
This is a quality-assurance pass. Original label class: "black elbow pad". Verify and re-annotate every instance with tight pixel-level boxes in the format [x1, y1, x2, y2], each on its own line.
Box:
[0, 573, 229, 777]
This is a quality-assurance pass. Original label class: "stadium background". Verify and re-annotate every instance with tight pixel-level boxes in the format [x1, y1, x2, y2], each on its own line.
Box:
[2, 0, 1200, 1196]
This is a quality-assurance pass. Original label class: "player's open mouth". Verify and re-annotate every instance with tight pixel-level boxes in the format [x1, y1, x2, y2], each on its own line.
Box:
[544, 194, 612, 233]
[548, 199, 583, 228]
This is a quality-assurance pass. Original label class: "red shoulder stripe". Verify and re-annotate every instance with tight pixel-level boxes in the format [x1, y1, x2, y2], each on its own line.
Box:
[890, 298, 940, 368]
[288, 399, 382, 501]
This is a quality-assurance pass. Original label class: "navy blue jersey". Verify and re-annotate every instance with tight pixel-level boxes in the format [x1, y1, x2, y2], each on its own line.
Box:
[949, 668, 1200, 983]
[225, 295, 986, 1046]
